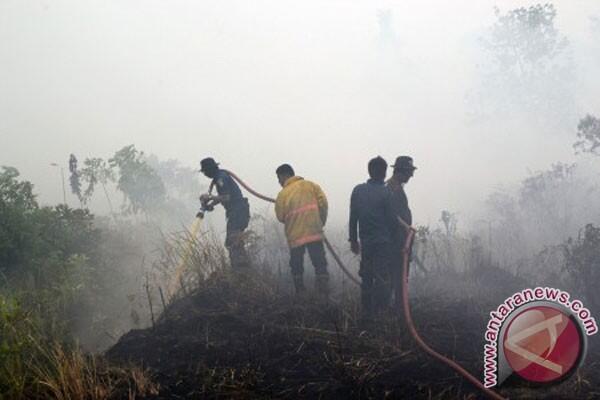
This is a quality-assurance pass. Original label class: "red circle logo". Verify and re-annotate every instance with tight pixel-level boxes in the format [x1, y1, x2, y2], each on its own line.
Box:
[503, 305, 583, 383]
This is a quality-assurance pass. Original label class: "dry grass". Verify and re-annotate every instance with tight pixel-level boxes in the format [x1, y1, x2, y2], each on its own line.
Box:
[1, 278, 159, 400]
[31, 342, 158, 400]
[0, 327, 158, 400]
[155, 221, 228, 301]
[34, 344, 108, 400]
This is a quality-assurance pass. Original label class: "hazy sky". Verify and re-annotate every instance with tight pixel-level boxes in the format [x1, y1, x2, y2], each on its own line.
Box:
[2, 0, 599, 227]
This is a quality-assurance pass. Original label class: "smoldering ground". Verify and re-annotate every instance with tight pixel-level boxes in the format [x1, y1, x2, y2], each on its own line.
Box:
[2, 1, 600, 399]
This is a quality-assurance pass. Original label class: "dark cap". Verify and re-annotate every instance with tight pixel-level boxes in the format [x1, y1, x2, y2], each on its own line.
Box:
[199, 157, 219, 172]
[391, 156, 417, 171]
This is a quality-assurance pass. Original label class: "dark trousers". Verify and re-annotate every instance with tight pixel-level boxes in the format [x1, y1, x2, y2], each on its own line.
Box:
[359, 242, 393, 314]
[391, 252, 404, 310]
[289, 240, 328, 276]
[391, 233, 411, 310]
[226, 230, 249, 269]
[225, 199, 250, 269]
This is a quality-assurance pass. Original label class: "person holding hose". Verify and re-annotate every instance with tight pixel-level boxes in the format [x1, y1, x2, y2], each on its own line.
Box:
[274, 164, 329, 295]
[349, 156, 399, 316]
[199, 157, 250, 269]
[387, 156, 416, 311]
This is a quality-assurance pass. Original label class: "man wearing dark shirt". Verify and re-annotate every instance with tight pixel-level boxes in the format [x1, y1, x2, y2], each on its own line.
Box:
[349, 156, 399, 315]
[387, 156, 416, 310]
[199, 157, 250, 269]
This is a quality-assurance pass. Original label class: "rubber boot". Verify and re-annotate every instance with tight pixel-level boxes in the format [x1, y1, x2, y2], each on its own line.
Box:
[293, 274, 305, 294]
[315, 273, 330, 299]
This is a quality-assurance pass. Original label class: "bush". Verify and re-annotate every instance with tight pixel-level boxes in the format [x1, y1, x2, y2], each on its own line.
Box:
[564, 224, 600, 312]
[0, 167, 159, 398]
[0, 167, 99, 278]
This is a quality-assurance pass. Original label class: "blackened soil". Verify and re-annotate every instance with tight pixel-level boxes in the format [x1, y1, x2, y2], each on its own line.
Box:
[107, 272, 600, 399]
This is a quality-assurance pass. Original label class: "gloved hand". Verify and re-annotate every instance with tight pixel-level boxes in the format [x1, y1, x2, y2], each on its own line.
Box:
[199, 193, 213, 203]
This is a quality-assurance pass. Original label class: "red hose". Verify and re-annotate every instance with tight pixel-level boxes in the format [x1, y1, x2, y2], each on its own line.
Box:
[401, 225, 506, 400]
[323, 237, 361, 286]
[222, 169, 506, 400]
[224, 169, 360, 286]
[223, 169, 277, 203]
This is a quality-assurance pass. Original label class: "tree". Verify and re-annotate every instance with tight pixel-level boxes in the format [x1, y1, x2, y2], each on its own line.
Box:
[0, 166, 37, 210]
[519, 162, 575, 204]
[0, 166, 143, 353]
[69, 146, 202, 220]
[471, 4, 574, 127]
[564, 224, 600, 314]
[68, 154, 82, 204]
[69, 155, 115, 211]
[487, 4, 567, 78]
[517, 163, 578, 240]
[80, 157, 115, 212]
[574, 114, 600, 155]
[483, 161, 599, 270]
[440, 210, 458, 236]
[0, 167, 38, 269]
[0, 167, 98, 276]
[145, 155, 202, 202]
[109, 145, 166, 214]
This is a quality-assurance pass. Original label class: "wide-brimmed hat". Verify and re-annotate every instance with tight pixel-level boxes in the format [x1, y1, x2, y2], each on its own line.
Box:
[199, 157, 219, 172]
[391, 156, 417, 171]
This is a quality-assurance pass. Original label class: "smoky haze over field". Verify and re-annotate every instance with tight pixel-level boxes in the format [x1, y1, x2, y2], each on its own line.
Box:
[2, 0, 600, 228]
[4, 5, 600, 396]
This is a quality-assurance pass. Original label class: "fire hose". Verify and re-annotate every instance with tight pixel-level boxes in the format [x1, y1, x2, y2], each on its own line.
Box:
[398, 221, 506, 400]
[223, 169, 507, 400]
[222, 170, 360, 285]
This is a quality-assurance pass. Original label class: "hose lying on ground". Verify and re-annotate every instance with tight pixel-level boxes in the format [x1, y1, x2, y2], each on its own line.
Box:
[400, 224, 506, 400]
[223, 169, 507, 400]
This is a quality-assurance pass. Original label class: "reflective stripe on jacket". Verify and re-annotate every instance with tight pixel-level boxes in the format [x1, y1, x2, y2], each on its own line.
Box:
[275, 176, 328, 248]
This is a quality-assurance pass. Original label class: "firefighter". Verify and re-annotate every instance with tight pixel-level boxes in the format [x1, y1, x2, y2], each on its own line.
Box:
[199, 157, 250, 269]
[387, 156, 416, 309]
[349, 156, 399, 315]
[274, 164, 329, 295]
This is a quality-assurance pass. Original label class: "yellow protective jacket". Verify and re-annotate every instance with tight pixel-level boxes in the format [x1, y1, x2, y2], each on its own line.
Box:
[275, 176, 328, 248]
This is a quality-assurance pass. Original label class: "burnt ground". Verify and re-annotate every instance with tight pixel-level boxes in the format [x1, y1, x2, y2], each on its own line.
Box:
[106, 270, 600, 399]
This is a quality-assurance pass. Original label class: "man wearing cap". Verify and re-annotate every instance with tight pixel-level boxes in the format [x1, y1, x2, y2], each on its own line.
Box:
[349, 156, 399, 315]
[199, 157, 251, 269]
[275, 164, 329, 295]
[387, 156, 416, 309]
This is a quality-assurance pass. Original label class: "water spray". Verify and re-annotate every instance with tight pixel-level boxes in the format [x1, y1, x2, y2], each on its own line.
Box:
[168, 189, 216, 296]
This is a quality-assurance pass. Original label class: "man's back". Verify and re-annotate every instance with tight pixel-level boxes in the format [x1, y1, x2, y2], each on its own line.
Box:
[277, 178, 324, 217]
[387, 178, 412, 226]
[275, 176, 328, 248]
[349, 179, 397, 248]
[212, 169, 244, 211]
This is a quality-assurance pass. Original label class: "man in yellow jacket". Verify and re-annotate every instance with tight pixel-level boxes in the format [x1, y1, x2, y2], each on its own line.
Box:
[275, 164, 329, 295]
